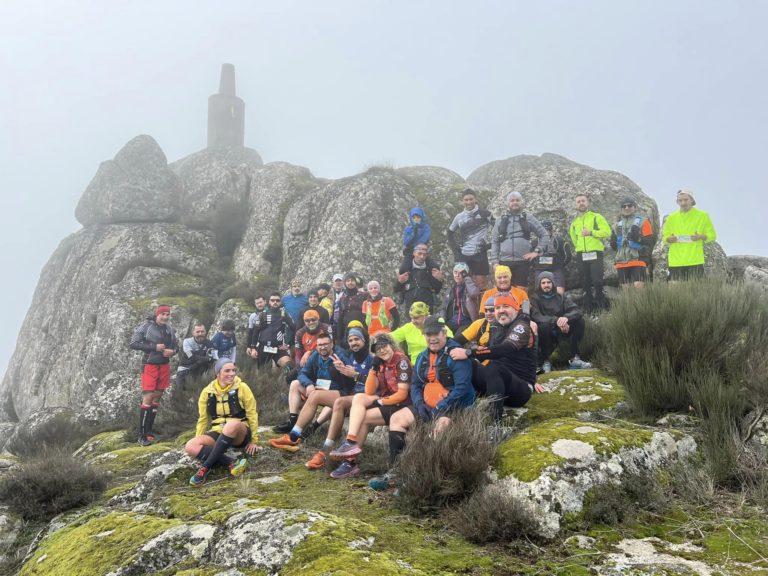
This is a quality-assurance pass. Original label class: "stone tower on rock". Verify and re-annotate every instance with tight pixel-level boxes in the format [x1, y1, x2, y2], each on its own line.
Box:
[207, 63, 245, 148]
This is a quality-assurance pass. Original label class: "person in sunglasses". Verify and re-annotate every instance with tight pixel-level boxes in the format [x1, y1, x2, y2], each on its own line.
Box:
[610, 197, 655, 288]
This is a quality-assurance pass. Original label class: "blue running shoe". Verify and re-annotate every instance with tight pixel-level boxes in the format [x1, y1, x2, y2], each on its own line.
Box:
[330, 459, 360, 479]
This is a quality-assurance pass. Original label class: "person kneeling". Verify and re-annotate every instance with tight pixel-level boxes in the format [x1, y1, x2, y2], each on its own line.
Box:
[185, 359, 260, 486]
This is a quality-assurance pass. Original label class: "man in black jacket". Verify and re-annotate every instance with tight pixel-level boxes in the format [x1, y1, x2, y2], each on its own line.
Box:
[395, 244, 444, 315]
[530, 271, 592, 373]
[130, 305, 178, 446]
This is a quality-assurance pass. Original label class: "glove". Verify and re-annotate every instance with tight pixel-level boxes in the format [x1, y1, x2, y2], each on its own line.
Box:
[371, 357, 383, 371]
[629, 225, 641, 243]
[416, 403, 432, 422]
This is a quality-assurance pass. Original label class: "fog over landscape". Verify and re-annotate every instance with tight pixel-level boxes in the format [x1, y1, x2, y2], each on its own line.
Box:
[1, 0, 765, 376]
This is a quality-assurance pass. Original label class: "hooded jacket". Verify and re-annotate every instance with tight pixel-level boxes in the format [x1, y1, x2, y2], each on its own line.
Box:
[411, 339, 475, 414]
[403, 207, 431, 250]
[530, 272, 582, 325]
[130, 315, 178, 365]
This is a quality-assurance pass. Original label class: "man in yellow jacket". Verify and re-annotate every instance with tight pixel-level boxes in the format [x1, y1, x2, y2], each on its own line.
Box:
[663, 189, 717, 281]
[569, 194, 611, 312]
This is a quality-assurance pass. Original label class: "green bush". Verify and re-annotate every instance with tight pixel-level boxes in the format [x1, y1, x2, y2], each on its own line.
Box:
[6, 413, 95, 458]
[237, 360, 291, 427]
[394, 401, 495, 516]
[446, 486, 538, 544]
[0, 452, 107, 521]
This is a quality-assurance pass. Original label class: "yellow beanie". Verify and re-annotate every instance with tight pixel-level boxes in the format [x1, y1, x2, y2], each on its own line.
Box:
[495, 265, 512, 279]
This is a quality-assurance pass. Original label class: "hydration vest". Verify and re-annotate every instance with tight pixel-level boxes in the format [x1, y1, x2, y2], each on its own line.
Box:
[497, 212, 531, 243]
[365, 299, 391, 330]
[206, 387, 246, 421]
[615, 215, 644, 251]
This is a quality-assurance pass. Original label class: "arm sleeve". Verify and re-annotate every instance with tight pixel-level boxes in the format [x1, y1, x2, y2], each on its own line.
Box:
[569, 219, 579, 247]
[530, 216, 551, 253]
[195, 388, 210, 437]
[701, 212, 717, 243]
[419, 222, 432, 244]
[489, 220, 500, 263]
[129, 323, 153, 352]
[389, 307, 401, 331]
[403, 225, 415, 247]
[531, 298, 557, 325]
[563, 296, 583, 322]
[409, 358, 425, 410]
[229, 346, 236, 364]
[593, 213, 612, 239]
[364, 370, 378, 396]
[182, 339, 195, 359]
[436, 358, 473, 411]
[298, 354, 316, 386]
[381, 384, 410, 406]
[240, 384, 259, 437]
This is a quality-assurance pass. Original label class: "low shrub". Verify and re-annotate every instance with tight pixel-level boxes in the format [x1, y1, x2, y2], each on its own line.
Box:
[6, 412, 95, 458]
[394, 401, 495, 516]
[238, 360, 290, 427]
[0, 452, 107, 521]
[446, 486, 539, 544]
[581, 471, 669, 528]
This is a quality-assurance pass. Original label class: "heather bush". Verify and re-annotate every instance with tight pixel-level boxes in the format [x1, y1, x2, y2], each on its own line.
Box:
[6, 412, 94, 458]
[446, 486, 538, 544]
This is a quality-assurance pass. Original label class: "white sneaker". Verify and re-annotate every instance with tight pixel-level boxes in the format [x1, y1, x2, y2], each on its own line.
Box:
[542, 361, 552, 373]
[569, 357, 592, 369]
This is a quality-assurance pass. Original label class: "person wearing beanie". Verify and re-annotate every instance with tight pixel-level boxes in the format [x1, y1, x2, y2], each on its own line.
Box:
[479, 265, 529, 311]
[662, 189, 717, 281]
[569, 193, 611, 312]
[211, 319, 237, 364]
[530, 271, 591, 373]
[442, 261, 480, 333]
[610, 197, 655, 289]
[130, 304, 178, 446]
[297, 289, 330, 329]
[490, 191, 551, 290]
[185, 359, 259, 486]
[361, 280, 400, 336]
[451, 295, 542, 422]
[395, 244, 444, 314]
[336, 273, 368, 346]
[447, 188, 495, 291]
[532, 220, 572, 295]
[270, 332, 355, 452]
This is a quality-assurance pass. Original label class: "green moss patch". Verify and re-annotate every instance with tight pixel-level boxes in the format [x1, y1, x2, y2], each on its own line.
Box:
[88, 442, 175, 475]
[102, 481, 139, 500]
[167, 492, 241, 522]
[497, 417, 654, 481]
[76, 430, 133, 458]
[20, 512, 180, 576]
[524, 370, 627, 424]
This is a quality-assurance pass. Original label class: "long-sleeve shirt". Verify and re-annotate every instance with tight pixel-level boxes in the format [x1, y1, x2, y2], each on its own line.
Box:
[195, 377, 258, 438]
[662, 208, 717, 268]
[569, 210, 611, 253]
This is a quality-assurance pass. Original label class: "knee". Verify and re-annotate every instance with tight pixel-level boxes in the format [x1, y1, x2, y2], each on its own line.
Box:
[184, 439, 200, 456]
[289, 380, 301, 393]
[222, 420, 243, 436]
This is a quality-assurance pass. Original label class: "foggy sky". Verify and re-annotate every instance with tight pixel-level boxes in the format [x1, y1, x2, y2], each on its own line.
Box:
[1, 1, 765, 376]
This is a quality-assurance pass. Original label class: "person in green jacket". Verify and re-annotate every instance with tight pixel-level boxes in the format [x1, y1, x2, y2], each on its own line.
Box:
[569, 194, 611, 312]
[662, 189, 717, 281]
[390, 301, 453, 364]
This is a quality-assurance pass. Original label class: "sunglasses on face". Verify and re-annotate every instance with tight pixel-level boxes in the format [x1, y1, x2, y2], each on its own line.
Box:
[269, 299, 281, 303]
[621, 204, 634, 208]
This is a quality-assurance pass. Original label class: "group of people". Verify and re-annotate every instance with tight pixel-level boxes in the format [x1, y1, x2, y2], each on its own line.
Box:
[129, 187, 717, 487]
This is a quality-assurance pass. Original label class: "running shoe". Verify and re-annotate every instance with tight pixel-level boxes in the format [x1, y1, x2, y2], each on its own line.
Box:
[329, 440, 361, 460]
[305, 451, 327, 470]
[189, 466, 209, 487]
[138, 435, 152, 447]
[269, 434, 302, 452]
[568, 357, 592, 370]
[229, 458, 247, 477]
[330, 459, 360, 479]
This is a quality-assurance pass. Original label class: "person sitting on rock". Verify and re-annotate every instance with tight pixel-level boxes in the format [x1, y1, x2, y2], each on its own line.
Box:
[402, 206, 431, 255]
[479, 265, 529, 311]
[394, 244, 444, 315]
[130, 304, 178, 446]
[366, 316, 475, 491]
[390, 301, 454, 365]
[451, 295, 543, 423]
[327, 332, 413, 479]
[530, 271, 592, 373]
[304, 329, 377, 472]
[453, 297, 496, 364]
[270, 332, 355, 452]
[361, 280, 400, 336]
[442, 262, 480, 333]
[211, 319, 237, 364]
[293, 310, 333, 368]
[297, 289, 331, 329]
[247, 292, 295, 372]
[176, 323, 215, 391]
[185, 358, 259, 486]
[282, 280, 309, 326]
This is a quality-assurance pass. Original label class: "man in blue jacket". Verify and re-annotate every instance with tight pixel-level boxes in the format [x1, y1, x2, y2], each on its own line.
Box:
[282, 280, 309, 326]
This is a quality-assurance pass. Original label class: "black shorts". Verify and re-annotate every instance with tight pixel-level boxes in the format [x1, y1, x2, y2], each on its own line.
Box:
[668, 265, 704, 281]
[206, 426, 251, 448]
[376, 403, 409, 425]
[617, 266, 647, 284]
[456, 251, 490, 276]
[258, 347, 290, 366]
[499, 260, 532, 287]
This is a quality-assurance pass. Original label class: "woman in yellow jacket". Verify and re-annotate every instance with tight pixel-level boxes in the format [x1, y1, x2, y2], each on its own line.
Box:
[185, 358, 260, 486]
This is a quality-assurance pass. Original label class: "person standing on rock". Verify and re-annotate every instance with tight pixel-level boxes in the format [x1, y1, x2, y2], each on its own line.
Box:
[569, 193, 611, 312]
[176, 323, 215, 390]
[663, 189, 717, 281]
[130, 304, 178, 446]
[282, 280, 309, 326]
[186, 359, 259, 486]
[610, 197, 655, 289]
[247, 292, 295, 373]
[211, 319, 237, 364]
[490, 191, 550, 290]
[532, 221, 572, 295]
[394, 244, 444, 314]
[530, 271, 592, 373]
[447, 188, 495, 291]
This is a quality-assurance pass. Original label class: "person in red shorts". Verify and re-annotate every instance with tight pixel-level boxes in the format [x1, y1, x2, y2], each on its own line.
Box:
[130, 304, 178, 446]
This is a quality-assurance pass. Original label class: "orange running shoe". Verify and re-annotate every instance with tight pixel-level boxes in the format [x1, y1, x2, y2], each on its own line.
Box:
[269, 434, 301, 452]
[305, 451, 326, 470]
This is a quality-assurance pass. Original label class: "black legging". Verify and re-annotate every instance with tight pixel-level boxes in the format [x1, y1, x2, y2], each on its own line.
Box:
[576, 251, 605, 311]
[537, 317, 585, 363]
[473, 361, 532, 422]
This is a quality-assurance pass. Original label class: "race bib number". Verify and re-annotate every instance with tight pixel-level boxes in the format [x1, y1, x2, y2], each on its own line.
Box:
[676, 235, 693, 243]
[538, 256, 553, 265]
[315, 379, 332, 390]
[263, 346, 278, 354]
[582, 251, 597, 261]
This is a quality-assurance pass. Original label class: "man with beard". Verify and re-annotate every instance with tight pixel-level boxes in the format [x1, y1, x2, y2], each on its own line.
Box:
[451, 295, 544, 423]
[663, 189, 717, 281]
[394, 244, 444, 314]
[246, 292, 295, 371]
[282, 280, 309, 326]
[176, 323, 215, 390]
[447, 188, 494, 291]
[337, 273, 367, 345]
[569, 193, 611, 312]
[610, 197, 655, 289]
[297, 289, 331, 329]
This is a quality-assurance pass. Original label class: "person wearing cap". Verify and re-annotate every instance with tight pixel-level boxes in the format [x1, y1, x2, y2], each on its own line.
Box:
[297, 289, 331, 329]
[247, 291, 295, 371]
[395, 244, 444, 314]
[442, 261, 480, 333]
[533, 221, 572, 295]
[282, 280, 309, 326]
[569, 193, 611, 312]
[211, 319, 238, 364]
[361, 280, 400, 336]
[531, 271, 591, 372]
[663, 189, 717, 281]
[337, 273, 368, 345]
[186, 359, 259, 486]
[270, 332, 357, 452]
[451, 294, 541, 422]
[490, 191, 551, 290]
[479, 265, 529, 311]
[610, 197, 655, 288]
[130, 304, 178, 446]
[447, 188, 495, 291]
[390, 301, 454, 364]
[176, 323, 215, 391]
[322, 333, 411, 478]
